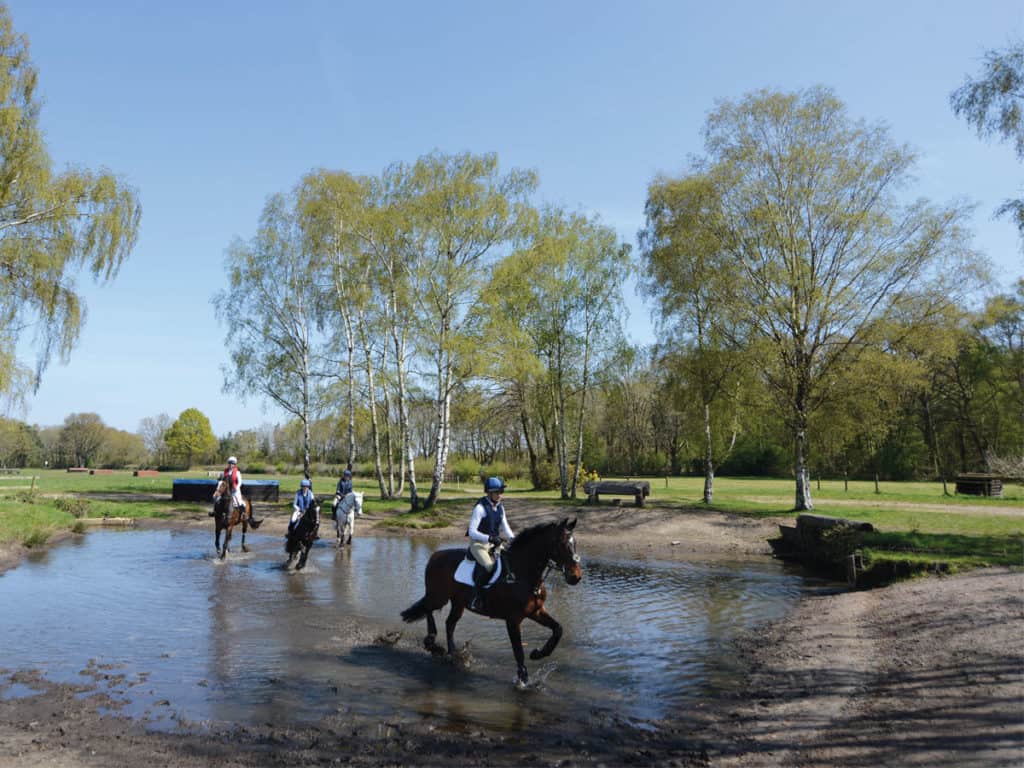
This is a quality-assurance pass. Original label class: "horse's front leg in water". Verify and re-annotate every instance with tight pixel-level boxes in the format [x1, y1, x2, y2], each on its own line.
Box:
[505, 618, 529, 685]
[526, 607, 563, 660]
[240, 519, 249, 553]
[444, 602, 466, 656]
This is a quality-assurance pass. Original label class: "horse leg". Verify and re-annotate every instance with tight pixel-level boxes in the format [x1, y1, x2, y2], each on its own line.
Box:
[505, 618, 529, 685]
[240, 518, 250, 552]
[526, 607, 563, 660]
[297, 543, 310, 570]
[444, 601, 466, 657]
[221, 526, 231, 559]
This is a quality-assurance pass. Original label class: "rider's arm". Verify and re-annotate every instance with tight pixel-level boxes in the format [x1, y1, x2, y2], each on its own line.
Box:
[467, 503, 489, 543]
[499, 514, 515, 541]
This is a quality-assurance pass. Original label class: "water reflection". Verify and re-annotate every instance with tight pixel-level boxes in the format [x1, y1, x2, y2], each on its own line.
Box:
[0, 528, 838, 731]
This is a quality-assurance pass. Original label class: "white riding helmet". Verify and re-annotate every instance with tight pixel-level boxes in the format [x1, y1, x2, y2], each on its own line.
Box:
[228, 456, 238, 464]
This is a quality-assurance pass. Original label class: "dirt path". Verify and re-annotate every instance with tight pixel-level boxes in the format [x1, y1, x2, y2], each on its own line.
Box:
[0, 501, 1021, 767]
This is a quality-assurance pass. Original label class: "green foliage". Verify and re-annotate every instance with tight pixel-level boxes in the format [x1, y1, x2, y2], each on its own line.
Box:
[719, 439, 788, 477]
[57, 413, 106, 467]
[532, 460, 560, 491]
[950, 40, 1024, 240]
[862, 530, 1023, 569]
[53, 496, 90, 518]
[163, 408, 218, 468]
[951, 40, 1024, 159]
[0, 6, 140, 400]
[447, 456, 482, 482]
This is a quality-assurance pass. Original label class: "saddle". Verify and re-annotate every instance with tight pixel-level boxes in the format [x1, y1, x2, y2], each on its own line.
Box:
[461, 548, 514, 589]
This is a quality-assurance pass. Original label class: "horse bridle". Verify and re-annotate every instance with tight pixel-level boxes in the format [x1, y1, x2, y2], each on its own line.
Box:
[541, 532, 581, 584]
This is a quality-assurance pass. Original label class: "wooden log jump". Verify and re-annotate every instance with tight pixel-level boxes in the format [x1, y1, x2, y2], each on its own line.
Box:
[583, 480, 651, 508]
[171, 478, 280, 502]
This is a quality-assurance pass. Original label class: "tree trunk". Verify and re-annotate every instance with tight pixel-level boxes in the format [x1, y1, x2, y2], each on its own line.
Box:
[794, 423, 813, 510]
[793, 354, 813, 511]
[570, 334, 592, 500]
[703, 402, 714, 504]
[424, 351, 453, 510]
[379, 341, 395, 498]
[519, 397, 540, 489]
[344, 311, 356, 469]
[357, 318, 386, 499]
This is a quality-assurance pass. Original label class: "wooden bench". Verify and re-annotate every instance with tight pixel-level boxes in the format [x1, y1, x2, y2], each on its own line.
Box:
[584, 480, 651, 507]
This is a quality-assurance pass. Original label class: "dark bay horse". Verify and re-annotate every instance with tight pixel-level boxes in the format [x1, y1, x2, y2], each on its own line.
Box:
[285, 498, 321, 570]
[401, 517, 581, 685]
[212, 479, 261, 559]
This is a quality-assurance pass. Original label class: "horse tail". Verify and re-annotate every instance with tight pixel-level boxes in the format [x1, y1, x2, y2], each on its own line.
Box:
[401, 596, 430, 624]
[248, 516, 263, 529]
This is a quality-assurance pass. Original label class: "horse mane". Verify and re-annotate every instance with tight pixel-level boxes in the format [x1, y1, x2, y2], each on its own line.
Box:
[508, 521, 558, 556]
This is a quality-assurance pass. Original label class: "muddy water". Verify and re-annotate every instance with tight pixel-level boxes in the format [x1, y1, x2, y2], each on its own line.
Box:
[0, 529, 839, 732]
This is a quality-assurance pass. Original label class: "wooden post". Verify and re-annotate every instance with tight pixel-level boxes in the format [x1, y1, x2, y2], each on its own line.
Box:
[874, 473, 880, 494]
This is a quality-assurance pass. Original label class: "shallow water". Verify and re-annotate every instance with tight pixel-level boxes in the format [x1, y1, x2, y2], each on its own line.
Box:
[0, 529, 840, 732]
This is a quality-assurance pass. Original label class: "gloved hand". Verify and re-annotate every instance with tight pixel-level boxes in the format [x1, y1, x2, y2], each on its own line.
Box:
[488, 535, 502, 546]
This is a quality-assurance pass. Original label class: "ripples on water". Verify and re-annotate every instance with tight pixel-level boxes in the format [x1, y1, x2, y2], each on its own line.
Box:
[0, 528, 839, 731]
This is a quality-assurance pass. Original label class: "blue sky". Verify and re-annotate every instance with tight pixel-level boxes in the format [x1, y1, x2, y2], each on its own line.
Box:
[7, 0, 1023, 436]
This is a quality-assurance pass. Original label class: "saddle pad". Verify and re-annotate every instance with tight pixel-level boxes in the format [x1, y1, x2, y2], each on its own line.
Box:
[454, 555, 503, 587]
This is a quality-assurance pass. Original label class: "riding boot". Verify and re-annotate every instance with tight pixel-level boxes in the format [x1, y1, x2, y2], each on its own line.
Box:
[469, 565, 491, 611]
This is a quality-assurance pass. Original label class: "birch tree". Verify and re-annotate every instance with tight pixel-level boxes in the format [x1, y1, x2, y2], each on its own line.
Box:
[640, 174, 746, 503]
[0, 7, 140, 400]
[696, 87, 981, 510]
[215, 192, 329, 478]
[405, 152, 536, 509]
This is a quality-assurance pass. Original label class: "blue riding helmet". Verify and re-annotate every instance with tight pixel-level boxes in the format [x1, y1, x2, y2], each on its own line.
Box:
[484, 476, 505, 493]
[300, 478, 312, 488]
[343, 469, 352, 477]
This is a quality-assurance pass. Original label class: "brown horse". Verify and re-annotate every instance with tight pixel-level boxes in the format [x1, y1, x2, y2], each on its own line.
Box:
[401, 517, 581, 685]
[212, 479, 261, 559]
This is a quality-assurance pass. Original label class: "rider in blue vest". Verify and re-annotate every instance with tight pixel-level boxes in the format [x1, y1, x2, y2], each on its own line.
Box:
[467, 476, 515, 610]
[333, 468, 353, 520]
[288, 478, 319, 535]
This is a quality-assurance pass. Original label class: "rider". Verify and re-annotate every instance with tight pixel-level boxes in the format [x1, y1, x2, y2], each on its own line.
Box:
[467, 476, 515, 610]
[211, 456, 246, 518]
[289, 478, 319, 536]
[333, 468, 353, 520]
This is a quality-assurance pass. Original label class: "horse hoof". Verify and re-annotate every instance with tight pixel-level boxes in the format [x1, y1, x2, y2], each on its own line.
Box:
[241, 545, 250, 553]
[529, 649, 544, 661]
[517, 669, 529, 686]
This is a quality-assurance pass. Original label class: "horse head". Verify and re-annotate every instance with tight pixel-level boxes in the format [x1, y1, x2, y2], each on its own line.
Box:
[552, 517, 582, 585]
[507, 517, 582, 586]
[213, 478, 228, 501]
[351, 491, 363, 515]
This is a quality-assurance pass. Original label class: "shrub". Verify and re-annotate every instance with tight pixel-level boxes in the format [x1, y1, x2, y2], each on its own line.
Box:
[53, 496, 91, 518]
[532, 461, 560, 491]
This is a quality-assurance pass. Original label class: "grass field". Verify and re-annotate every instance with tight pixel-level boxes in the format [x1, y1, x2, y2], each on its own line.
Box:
[0, 469, 1020, 572]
